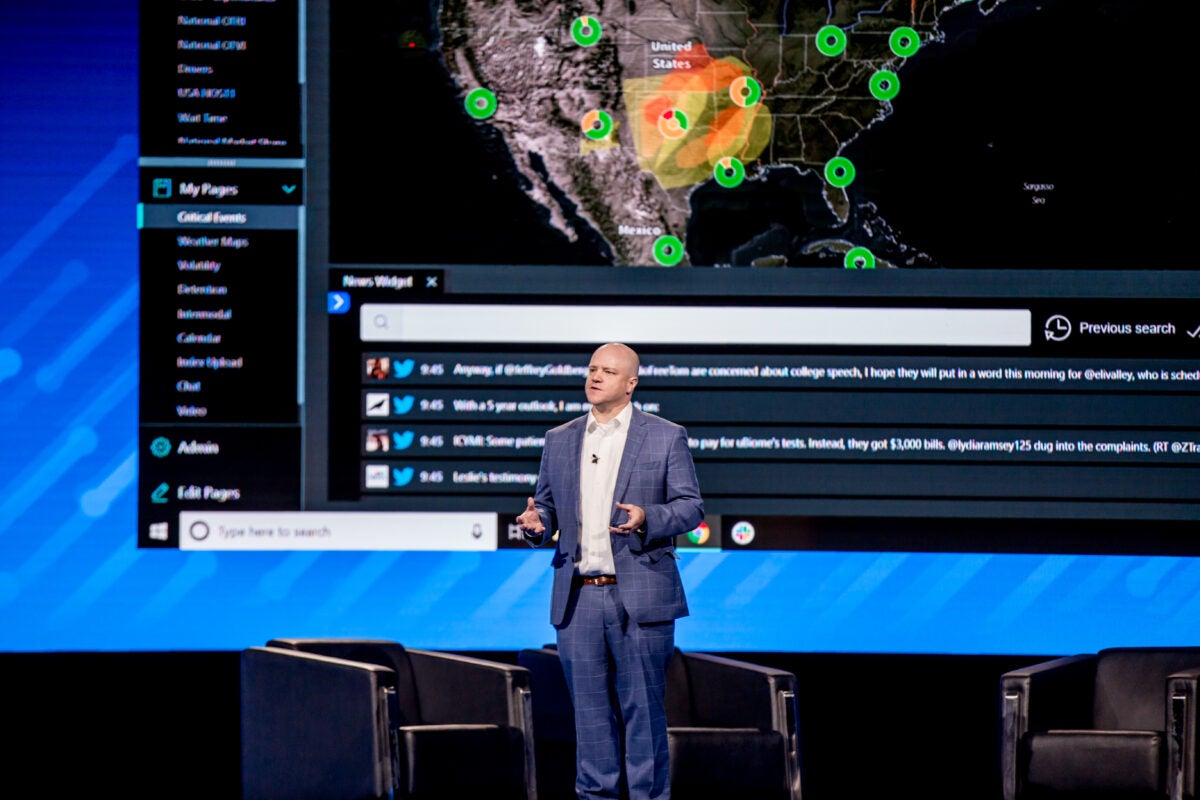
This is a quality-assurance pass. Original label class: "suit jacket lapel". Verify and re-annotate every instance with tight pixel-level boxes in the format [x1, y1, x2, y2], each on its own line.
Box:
[566, 416, 584, 489]
[611, 408, 647, 524]
[562, 416, 585, 556]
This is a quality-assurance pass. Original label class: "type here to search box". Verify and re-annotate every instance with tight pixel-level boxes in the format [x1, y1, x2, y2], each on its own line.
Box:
[178, 511, 497, 551]
[360, 303, 1032, 347]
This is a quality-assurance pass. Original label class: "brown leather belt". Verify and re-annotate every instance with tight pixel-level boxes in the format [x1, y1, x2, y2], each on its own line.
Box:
[579, 574, 617, 586]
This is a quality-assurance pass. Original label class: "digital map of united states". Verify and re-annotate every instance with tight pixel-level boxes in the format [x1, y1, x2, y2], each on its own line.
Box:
[439, 0, 1007, 268]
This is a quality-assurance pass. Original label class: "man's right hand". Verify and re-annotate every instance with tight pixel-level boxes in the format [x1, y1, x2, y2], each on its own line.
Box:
[516, 496, 545, 534]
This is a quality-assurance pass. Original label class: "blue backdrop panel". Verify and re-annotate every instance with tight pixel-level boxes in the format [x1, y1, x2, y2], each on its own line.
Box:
[0, 0, 1197, 655]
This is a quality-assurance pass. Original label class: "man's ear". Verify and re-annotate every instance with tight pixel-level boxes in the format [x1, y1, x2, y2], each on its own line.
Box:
[627, 376, 638, 395]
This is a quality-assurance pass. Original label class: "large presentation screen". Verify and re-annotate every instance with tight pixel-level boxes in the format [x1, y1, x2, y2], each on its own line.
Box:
[137, 0, 1200, 556]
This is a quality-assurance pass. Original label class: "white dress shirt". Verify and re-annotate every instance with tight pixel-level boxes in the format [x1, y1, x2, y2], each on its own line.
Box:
[576, 402, 632, 576]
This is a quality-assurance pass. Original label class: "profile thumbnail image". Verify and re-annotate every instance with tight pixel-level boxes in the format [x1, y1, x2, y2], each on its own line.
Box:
[366, 356, 390, 380]
[365, 427, 390, 452]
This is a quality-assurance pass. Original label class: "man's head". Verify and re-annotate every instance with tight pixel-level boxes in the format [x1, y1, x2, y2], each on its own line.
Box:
[586, 343, 639, 418]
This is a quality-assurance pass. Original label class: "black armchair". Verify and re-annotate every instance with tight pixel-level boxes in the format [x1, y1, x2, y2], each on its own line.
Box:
[1000, 646, 1200, 800]
[242, 638, 536, 800]
[518, 645, 802, 800]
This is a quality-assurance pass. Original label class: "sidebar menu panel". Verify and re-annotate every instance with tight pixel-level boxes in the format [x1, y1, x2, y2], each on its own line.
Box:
[138, 0, 303, 547]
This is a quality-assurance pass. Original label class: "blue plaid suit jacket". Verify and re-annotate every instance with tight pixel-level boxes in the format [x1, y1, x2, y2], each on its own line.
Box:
[526, 407, 704, 626]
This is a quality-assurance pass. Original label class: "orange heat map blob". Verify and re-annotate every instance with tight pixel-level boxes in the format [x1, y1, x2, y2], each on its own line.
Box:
[623, 48, 771, 189]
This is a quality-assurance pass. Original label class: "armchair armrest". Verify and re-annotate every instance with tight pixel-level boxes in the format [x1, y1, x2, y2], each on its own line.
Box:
[264, 638, 531, 726]
[406, 649, 530, 727]
[681, 652, 796, 731]
[1004, 654, 1099, 731]
[1168, 667, 1200, 800]
[406, 649, 537, 800]
[1000, 654, 1097, 800]
[517, 647, 576, 741]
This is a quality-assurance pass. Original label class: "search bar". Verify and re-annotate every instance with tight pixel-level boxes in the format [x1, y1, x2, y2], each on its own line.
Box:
[360, 303, 1031, 346]
[178, 511, 496, 551]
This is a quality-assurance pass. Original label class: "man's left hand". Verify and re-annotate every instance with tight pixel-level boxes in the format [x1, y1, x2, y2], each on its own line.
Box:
[610, 502, 646, 534]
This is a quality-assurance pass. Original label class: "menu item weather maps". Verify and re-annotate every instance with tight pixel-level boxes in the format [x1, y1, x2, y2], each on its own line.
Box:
[333, 0, 1192, 270]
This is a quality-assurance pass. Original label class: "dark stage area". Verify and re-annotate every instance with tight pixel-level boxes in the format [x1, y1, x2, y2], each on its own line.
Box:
[2, 649, 1048, 799]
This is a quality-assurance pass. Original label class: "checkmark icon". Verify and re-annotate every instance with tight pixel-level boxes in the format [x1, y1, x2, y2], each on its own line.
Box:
[1188, 325, 1200, 338]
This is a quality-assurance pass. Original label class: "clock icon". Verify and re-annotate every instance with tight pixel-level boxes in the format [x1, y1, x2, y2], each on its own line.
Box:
[1044, 314, 1072, 342]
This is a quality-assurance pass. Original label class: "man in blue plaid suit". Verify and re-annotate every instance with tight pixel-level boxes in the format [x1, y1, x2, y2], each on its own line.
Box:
[517, 342, 704, 800]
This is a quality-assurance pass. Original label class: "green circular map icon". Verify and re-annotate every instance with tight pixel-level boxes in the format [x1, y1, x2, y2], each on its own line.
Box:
[824, 156, 856, 188]
[844, 247, 876, 269]
[815, 25, 847, 57]
[869, 70, 900, 101]
[657, 108, 690, 140]
[653, 235, 685, 266]
[571, 16, 602, 47]
[729, 76, 762, 108]
[582, 109, 614, 140]
[889, 26, 920, 57]
[714, 156, 745, 188]
[464, 87, 497, 120]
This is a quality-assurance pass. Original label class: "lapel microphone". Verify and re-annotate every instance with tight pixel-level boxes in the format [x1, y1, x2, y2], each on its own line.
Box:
[591, 453, 599, 464]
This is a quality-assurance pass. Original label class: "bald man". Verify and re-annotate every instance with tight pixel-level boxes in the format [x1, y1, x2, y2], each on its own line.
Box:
[517, 342, 704, 800]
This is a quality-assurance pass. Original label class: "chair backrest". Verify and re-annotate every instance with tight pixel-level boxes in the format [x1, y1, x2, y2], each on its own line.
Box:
[265, 638, 422, 725]
[241, 647, 397, 800]
[1093, 647, 1200, 730]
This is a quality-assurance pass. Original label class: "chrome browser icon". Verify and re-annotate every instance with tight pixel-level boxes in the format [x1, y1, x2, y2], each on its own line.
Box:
[687, 521, 711, 545]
